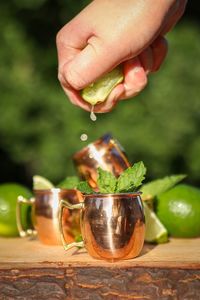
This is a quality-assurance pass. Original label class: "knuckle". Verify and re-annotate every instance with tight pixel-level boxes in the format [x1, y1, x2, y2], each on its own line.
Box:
[57, 72, 64, 84]
[66, 67, 87, 90]
[56, 21, 76, 46]
[58, 71, 71, 89]
[56, 29, 63, 46]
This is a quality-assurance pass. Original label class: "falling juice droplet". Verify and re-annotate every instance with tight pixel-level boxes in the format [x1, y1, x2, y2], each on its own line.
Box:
[80, 133, 88, 142]
[90, 105, 97, 122]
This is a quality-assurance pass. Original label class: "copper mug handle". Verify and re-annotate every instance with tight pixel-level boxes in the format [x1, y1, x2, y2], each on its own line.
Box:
[16, 196, 37, 237]
[59, 199, 84, 250]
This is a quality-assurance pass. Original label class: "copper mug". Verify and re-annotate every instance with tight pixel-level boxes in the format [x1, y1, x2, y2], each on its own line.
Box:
[73, 134, 130, 189]
[59, 192, 145, 261]
[16, 188, 83, 245]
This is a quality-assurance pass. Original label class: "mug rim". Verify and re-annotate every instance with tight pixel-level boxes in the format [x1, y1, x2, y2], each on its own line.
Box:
[83, 192, 142, 198]
[33, 188, 78, 194]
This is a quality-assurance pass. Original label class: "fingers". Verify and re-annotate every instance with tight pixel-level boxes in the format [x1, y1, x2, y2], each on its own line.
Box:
[56, 16, 126, 91]
[119, 58, 148, 101]
[56, 17, 92, 89]
[94, 58, 148, 113]
[61, 85, 92, 112]
[58, 34, 168, 113]
[93, 83, 125, 113]
[151, 36, 168, 72]
[96, 36, 168, 111]
[139, 36, 168, 73]
[60, 58, 147, 114]
[139, 47, 154, 74]
[56, 0, 187, 114]
[115, 36, 167, 102]
[161, 0, 187, 35]
[60, 38, 126, 91]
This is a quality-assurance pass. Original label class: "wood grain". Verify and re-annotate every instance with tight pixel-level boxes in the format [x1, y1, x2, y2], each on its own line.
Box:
[0, 238, 199, 299]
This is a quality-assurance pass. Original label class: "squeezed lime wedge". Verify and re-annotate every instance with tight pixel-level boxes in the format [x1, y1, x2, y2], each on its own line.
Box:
[144, 202, 168, 243]
[33, 175, 54, 190]
[81, 66, 124, 105]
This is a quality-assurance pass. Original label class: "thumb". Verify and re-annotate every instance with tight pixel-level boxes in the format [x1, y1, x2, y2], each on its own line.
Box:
[62, 39, 125, 90]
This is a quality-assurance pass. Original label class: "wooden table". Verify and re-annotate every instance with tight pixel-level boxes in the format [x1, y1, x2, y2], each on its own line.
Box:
[0, 237, 199, 299]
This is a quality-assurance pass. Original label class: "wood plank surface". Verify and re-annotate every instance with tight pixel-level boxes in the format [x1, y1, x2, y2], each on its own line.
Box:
[0, 237, 200, 268]
[0, 237, 199, 299]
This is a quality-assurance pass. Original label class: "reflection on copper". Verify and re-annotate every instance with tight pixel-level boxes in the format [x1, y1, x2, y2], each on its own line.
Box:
[73, 134, 130, 189]
[60, 193, 145, 261]
[18, 189, 83, 245]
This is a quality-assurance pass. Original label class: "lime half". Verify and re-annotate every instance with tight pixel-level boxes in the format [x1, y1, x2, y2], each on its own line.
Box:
[33, 175, 54, 190]
[81, 66, 124, 105]
[144, 202, 168, 243]
[156, 184, 200, 238]
[0, 183, 32, 237]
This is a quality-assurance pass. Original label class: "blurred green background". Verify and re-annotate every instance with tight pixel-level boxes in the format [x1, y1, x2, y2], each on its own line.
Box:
[0, 1, 199, 187]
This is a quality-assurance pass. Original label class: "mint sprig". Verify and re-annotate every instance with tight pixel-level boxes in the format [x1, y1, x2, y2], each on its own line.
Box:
[97, 168, 117, 193]
[76, 181, 94, 194]
[76, 161, 146, 194]
[116, 162, 146, 193]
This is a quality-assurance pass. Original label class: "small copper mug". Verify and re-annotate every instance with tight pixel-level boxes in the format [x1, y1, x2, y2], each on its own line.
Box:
[16, 188, 83, 245]
[73, 134, 130, 189]
[59, 193, 145, 261]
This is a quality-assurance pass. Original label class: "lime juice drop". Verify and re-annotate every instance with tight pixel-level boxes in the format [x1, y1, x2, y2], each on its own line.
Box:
[80, 133, 88, 141]
[90, 105, 97, 122]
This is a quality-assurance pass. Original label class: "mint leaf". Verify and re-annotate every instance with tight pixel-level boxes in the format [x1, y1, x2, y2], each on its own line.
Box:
[141, 174, 186, 200]
[97, 168, 117, 193]
[76, 181, 94, 194]
[116, 161, 146, 193]
[57, 176, 79, 189]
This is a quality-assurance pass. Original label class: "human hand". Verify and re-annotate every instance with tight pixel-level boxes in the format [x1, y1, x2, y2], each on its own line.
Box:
[56, 0, 187, 113]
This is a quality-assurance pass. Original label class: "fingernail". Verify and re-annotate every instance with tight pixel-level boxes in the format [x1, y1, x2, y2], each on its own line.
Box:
[133, 66, 143, 73]
[133, 66, 146, 80]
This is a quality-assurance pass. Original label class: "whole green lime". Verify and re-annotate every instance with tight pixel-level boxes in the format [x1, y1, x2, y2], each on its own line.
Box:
[155, 184, 200, 238]
[0, 183, 32, 237]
